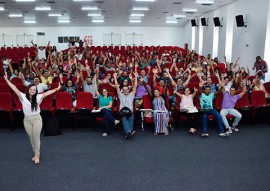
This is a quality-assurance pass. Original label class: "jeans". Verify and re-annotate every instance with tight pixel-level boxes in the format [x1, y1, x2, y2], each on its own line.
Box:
[101, 109, 115, 134]
[220, 108, 242, 128]
[202, 109, 224, 133]
[121, 114, 134, 133]
[168, 95, 176, 106]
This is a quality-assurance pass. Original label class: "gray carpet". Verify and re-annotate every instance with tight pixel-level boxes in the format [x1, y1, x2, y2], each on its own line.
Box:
[0, 122, 270, 191]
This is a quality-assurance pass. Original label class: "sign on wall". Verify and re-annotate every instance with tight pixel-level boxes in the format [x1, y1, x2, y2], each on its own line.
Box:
[84, 35, 93, 46]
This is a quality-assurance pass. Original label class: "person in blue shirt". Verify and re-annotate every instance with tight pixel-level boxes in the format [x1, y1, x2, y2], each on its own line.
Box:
[198, 82, 229, 137]
[94, 76, 119, 137]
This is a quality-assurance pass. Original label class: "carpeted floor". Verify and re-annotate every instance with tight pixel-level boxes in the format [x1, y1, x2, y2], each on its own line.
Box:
[0, 121, 270, 191]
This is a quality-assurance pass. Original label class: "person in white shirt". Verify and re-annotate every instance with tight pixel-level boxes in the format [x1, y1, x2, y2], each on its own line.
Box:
[4, 72, 61, 165]
[21, 76, 49, 93]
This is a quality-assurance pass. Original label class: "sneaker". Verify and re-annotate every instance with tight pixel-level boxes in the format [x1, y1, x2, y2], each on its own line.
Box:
[102, 133, 108, 137]
[131, 131, 136, 136]
[125, 131, 132, 140]
[219, 132, 229, 137]
[232, 126, 239, 132]
[226, 127, 233, 134]
[201, 132, 209, 137]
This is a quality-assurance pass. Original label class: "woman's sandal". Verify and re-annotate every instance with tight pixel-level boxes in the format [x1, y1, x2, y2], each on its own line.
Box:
[34, 156, 40, 165]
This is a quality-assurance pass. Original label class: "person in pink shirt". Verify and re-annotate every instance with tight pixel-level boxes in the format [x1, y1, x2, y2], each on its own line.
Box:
[174, 87, 199, 134]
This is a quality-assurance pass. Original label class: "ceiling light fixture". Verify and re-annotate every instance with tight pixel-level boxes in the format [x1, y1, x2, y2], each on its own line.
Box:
[130, 13, 144, 17]
[73, 0, 93, 2]
[16, 0, 36, 2]
[88, 13, 102, 16]
[48, 13, 62, 17]
[182, 8, 197, 12]
[196, 0, 214, 4]
[0, 7, 4, 11]
[173, 14, 186, 18]
[24, 20, 36, 23]
[92, 20, 104, 23]
[129, 20, 141, 23]
[35, 6, 51, 11]
[9, 13, 23, 17]
[82, 6, 98, 10]
[166, 20, 178, 24]
[135, 0, 155, 2]
[58, 20, 70, 23]
[132, 7, 149, 11]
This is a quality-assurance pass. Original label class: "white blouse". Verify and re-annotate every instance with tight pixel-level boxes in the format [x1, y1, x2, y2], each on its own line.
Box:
[20, 93, 43, 116]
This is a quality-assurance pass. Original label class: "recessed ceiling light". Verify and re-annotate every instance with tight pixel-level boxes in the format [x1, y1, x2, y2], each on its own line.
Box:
[24, 20, 36, 23]
[48, 13, 62, 16]
[88, 13, 101, 16]
[92, 20, 104, 23]
[173, 14, 186, 18]
[196, 0, 214, 4]
[82, 6, 98, 10]
[73, 0, 93, 2]
[129, 20, 141, 23]
[166, 20, 178, 24]
[130, 13, 144, 17]
[9, 13, 23, 17]
[132, 7, 149, 11]
[16, 0, 35, 2]
[58, 20, 70, 23]
[0, 7, 4, 10]
[182, 8, 197, 12]
[135, 0, 155, 2]
[35, 6, 51, 11]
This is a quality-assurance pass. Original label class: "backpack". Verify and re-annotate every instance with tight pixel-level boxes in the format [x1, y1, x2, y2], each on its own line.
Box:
[44, 117, 62, 136]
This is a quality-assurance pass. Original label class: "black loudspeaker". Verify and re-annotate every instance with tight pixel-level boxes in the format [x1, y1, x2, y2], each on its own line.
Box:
[191, 19, 197, 27]
[213, 17, 221, 27]
[201, 18, 207, 26]
[236, 15, 245, 27]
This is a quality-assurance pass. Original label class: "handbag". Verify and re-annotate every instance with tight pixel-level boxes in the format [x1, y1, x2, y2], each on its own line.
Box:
[119, 106, 132, 117]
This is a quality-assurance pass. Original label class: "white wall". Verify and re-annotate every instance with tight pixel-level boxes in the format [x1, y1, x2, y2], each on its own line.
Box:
[0, 26, 184, 50]
[184, 0, 270, 80]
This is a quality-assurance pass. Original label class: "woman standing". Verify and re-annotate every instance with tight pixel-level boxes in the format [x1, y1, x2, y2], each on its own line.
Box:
[4, 72, 61, 165]
[93, 77, 119, 137]
[152, 88, 169, 135]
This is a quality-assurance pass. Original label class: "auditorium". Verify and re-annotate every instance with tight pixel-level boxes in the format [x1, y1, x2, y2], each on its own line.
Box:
[0, 0, 270, 190]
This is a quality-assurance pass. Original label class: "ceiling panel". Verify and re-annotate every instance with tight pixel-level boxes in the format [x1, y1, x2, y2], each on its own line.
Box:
[0, 0, 235, 27]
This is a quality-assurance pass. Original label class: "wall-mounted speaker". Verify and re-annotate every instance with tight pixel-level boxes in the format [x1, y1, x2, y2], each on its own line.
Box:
[191, 19, 197, 27]
[235, 15, 245, 27]
[201, 18, 207, 26]
[213, 17, 222, 27]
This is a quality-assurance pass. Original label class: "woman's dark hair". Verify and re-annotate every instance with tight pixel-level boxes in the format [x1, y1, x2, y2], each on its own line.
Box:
[26, 84, 38, 112]
[101, 88, 109, 96]
[65, 79, 74, 87]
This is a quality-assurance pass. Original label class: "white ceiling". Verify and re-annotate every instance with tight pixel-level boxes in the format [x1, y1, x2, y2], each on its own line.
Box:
[0, 0, 235, 27]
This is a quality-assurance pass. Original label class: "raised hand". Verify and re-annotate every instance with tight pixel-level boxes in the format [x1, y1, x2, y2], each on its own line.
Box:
[113, 73, 117, 78]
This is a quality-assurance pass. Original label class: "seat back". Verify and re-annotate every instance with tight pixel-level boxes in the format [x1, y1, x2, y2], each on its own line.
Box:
[76, 92, 94, 110]
[214, 91, 223, 110]
[55, 92, 73, 110]
[235, 91, 250, 108]
[263, 82, 270, 95]
[40, 94, 54, 111]
[0, 83, 11, 93]
[142, 94, 152, 109]
[0, 92, 13, 110]
[250, 90, 266, 106]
